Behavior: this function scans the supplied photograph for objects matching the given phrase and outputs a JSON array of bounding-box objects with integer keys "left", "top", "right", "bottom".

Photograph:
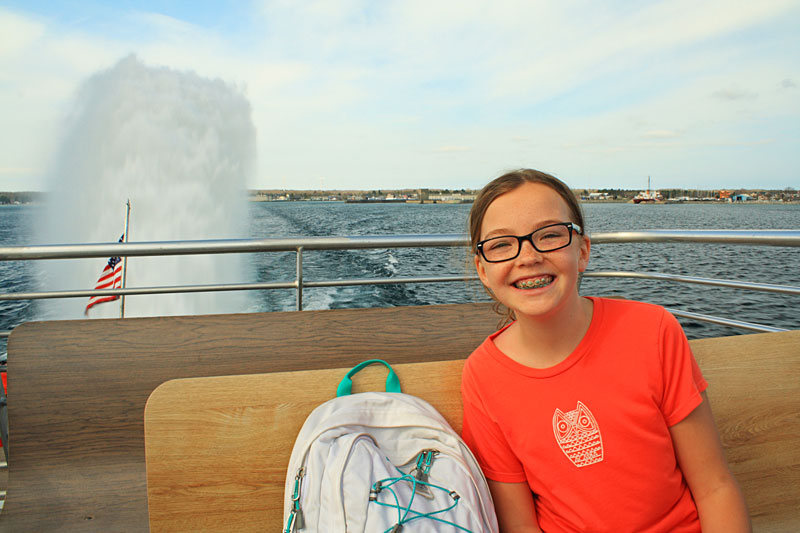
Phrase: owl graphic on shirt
[{"left": 552, "top": 401, "right": 604, "bottom": 467}]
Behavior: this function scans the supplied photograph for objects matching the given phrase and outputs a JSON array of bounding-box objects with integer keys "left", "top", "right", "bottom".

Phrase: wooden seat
[
  {"left": 1, "top": 303, "right": 498, "bottom": 532},
  {"left": 144, "top": 330, "right": 800, "bottom": 532}
]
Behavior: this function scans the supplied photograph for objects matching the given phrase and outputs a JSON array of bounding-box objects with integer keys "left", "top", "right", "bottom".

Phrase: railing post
[{"left": 296, "top": 246, "right": 304, "bottom": 311}]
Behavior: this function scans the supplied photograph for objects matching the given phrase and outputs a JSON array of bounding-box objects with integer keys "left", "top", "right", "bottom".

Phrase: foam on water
[
  {"left": 302, "top": 288, "right": 338, "bottom": 311},
  {"left": 38, "top": 55, "right": 256, "bottom": 319},
  {"left": 385, "top": 252, "right": 400, "bottom": 275}
]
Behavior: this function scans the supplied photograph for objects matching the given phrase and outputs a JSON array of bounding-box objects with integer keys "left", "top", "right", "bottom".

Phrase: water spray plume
[{"left": 38, "top": 55, "right": 256, "bottom": 319}]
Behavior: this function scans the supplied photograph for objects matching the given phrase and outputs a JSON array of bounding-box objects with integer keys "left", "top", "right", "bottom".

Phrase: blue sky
[{"left": 1, "top": 0, "right": 798, "bottom": 191}]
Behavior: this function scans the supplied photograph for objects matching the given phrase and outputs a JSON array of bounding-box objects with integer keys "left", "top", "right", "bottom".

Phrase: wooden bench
[
  {"left": 1, "top": 303, "right": 498, "bottom": 532},
  {"left": 144, "top": 330, "right": 800, "bottom": 532}
]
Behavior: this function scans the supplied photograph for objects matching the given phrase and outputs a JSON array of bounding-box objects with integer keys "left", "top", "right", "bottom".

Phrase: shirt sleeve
[
  {"left": 658, "top": 310, "right": 708, "bottom": 427},
  {"left": 461, "top": 356, "right": 527, "bottom": 483}
]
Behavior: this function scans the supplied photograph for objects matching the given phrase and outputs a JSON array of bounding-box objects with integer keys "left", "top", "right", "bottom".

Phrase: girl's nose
[{"left": 516, "top": 238, "right": 543, "bottom": 262}]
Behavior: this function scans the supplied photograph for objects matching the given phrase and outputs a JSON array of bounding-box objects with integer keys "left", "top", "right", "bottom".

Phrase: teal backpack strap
[{"left": 336, "top": 359, "right": 402, "bottom": 397}]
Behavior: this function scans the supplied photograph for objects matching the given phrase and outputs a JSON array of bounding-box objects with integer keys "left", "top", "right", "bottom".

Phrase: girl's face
[{"left": 474, "top": 182, "right": 590, "bottom": 321}]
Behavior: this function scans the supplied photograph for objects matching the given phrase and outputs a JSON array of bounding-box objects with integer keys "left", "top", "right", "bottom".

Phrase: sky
[{"left": 1, "top": 0, "right": 798, "bottom": 192}]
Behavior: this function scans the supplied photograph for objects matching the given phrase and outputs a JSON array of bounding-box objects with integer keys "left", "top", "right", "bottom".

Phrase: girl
[{"left": 461, "top": 169, "right": 750, "bottom": 532}]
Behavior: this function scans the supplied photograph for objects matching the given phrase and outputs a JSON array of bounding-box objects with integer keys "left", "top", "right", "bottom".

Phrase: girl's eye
[
  {"left": 488, "top": 239, "right": 513, "bottom": 250},
  {"left": 541, "top": 232, "right": 561, "bottom": 240}
]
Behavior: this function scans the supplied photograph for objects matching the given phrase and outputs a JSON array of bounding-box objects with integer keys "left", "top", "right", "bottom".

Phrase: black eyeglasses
[{"left": 476, "top": 222, "right": 583, "bottom": 263}]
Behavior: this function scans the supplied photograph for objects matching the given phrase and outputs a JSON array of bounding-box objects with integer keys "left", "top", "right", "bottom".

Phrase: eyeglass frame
[{"left": 475, "top": 222, "right": 583, "bottom": 263}]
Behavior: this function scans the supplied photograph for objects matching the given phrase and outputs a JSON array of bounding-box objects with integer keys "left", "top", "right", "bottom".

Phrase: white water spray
[{"left": 39, "top": 55, "right": 256, "bottom": 319}]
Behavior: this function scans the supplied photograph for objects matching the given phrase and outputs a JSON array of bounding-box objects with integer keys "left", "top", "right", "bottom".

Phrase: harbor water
[
  {"left": 0, "top": 201, "right": 798, "bottom": 359},
  {"left": 246, "top": 201, "right": 799, "bottom": 340}
]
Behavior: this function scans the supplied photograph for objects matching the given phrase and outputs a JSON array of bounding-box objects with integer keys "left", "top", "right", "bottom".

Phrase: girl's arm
[
  {"left": 669, "top": 392, "right": 751, "bottom": 532},
  {"left": 487, "top": 479, "right": 542, "bottom": 533}
]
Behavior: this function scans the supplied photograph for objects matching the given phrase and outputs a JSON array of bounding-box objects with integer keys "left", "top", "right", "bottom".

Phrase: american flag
[{"left": 85, "top": 234, "right": 124, "bottom": 316}]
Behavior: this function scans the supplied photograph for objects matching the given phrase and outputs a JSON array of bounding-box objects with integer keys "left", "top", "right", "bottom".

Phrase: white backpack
[{"left": 282, "top": 359, "right": 498, "bottom": 532}]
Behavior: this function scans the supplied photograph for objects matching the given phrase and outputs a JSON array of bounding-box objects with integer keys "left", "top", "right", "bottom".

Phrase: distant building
[
  {"left": 587, "top": 192, "right": 609, "bottom": 200},
  {"left": 427, "top": 192, "right": 476, "bottom": 203},
  {"left": 718, "top": 190, "right": 733, "bottom": 200}
]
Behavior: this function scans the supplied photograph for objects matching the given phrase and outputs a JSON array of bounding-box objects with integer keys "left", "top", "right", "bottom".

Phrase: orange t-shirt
[{"left": 461, "top": 297, "right": 707, "bottom": 532}]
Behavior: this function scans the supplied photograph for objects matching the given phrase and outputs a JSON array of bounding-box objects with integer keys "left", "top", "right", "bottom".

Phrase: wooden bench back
[
  {"left": 145, "top": 360, "right": 465, "bottom": 531},
  {"left": 2, "top": 303, "right": 498, "bottom": 532},
  {"left": 144, "top": 330, "right": 800, "bottom": 532}
]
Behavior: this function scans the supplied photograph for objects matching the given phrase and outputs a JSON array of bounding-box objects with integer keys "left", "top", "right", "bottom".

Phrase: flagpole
[{"left": 120, "top": 199, "right": 131, "bottom": 318}]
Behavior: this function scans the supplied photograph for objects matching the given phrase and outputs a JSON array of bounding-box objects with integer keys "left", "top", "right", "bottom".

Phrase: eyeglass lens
[{"left": 481, "top": 224, "right": 572, "bottom": 262}]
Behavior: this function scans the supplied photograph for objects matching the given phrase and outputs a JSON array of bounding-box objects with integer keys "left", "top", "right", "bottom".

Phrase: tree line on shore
[
  {"left": 0, "top": 191, "right": 40, "bottom": 205},
  {"left": 250, "top": 187, "right": 799, "bottom": 203},
  {"left": 2, "top": 187, "right": 798, "bottom": 205}
]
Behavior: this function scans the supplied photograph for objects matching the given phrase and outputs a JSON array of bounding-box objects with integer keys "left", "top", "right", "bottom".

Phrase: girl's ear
[
  {"left": 578, "top": 235, "right": 591, "bottom": 273},
  {"left": 474, "top": 253, "right": 490, "bottom": 286}
]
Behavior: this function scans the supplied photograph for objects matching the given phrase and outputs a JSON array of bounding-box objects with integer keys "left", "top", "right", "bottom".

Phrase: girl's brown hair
[{"left": 468, "top": 169, "right": 586, "bottom": 326}]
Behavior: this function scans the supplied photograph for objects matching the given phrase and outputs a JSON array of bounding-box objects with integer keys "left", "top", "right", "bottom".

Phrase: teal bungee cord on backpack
[{"left": 370, "top": 472, "right": 475, "bottom": 533}]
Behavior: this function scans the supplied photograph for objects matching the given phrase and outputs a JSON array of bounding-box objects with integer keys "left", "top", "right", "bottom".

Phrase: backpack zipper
[
  {"left": 411, "top": 448, "right": 439, "bottom": 484},
  {"left": 405, "top": 444, "right": 497, "bottom": 529},
  {"left": 408, "top": 448, "right": 439, "bottom": 499},
  {"left": 284, "top": 466, "right": 306, "bottom": 532}
]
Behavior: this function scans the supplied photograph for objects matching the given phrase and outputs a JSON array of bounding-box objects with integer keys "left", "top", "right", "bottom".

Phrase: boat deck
[{"left": 1, "top": 303, "right": 798, "bottom": 531}]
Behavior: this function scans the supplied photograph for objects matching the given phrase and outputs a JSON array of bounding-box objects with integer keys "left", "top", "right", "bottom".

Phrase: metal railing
[{"left": 0, "top": 230, "right": 798, "bottom": 335}]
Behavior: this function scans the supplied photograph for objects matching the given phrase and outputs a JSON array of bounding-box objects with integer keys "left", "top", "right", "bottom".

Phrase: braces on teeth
[{"left": 519, "top": 278, "right": 551, "bottom": 289}]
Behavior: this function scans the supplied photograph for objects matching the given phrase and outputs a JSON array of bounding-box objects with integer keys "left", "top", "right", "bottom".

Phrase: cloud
[
  {"left": 132, "top": 11, "right": 201, "bottom": 36},
  {"left": 429, "top": 145, "right": 471, "bottom": 153},
  {"left": 0, "top": 167, "right": 40, "bottom": 174},
  {"left": 641, "top": 130, "right": 682, "bottom": 140},
  {"left": 2, "top": 1, "right": 799, "bottom": 191},
  {"left": 0, "top": 9, "right": 45, "bottom": 59},
  {"left": 485, "top": 0, "right": 797, "bottom": 104},
  {"left": 706, "top": 138, "right": 775, "bottom": 147},
  {"left": 711, "top": 87, "right": 759, "bottom": 101}
]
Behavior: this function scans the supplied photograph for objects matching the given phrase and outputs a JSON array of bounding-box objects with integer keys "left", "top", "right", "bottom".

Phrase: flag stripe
[
  {"left": 94, "top": 265, "right": 122, "bottom": 287},
  {"left": 85, "top": 295, "right": 120, "bottom": 309},
  {"left": 85, "top": 234, "right": 125, "bottom": 316}
]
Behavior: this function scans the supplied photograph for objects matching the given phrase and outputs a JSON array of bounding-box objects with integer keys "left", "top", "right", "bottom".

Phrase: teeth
[{"left": 516, "top": 276, "right": 553, "bottom": 289}]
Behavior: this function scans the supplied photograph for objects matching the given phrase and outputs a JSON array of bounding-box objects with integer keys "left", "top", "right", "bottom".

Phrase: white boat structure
[{"left": 633, "top": 176, "right": 663, "bottom": 203}]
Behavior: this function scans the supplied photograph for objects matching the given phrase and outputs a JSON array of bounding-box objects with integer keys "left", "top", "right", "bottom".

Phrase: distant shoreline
[
  {"left": 245, "top": 198, "right": 800, "bottom": 205},
  {"left": 3, "top": 188, "right": 798, "bottom": 206},
  {"left": 249, "top": 187, "right": 799, "bottom": 204}
]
